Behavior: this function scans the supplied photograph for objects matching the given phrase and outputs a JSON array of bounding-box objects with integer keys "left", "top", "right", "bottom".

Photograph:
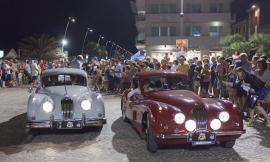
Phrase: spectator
[
  {"left": 234, "top": 67, "right": 270, "bottom": 128},
  {"left": 200, "top": 64, "right": 211, "bottom": 97},
  {"left": 177, "top": 56, "right": 189, "bottom": 75}
]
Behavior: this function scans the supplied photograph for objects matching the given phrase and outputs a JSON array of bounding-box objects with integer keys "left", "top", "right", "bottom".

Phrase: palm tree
[
  {"left": 19, "top": 34, "right": 59, "bottom": 60},
  {"left": 249, "top": 33, "right": 270, "bottom": 55},
  {"left": 85, "top": 41, "right": 108, "bottom": 59}
]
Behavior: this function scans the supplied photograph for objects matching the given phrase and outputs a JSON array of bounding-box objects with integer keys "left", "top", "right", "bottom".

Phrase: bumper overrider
[
  {"left": 157, "top": 130, "right": 246, "bottom": 140},
  {"left": 26, "top": 116, "right": 106, "bottom": 129}
]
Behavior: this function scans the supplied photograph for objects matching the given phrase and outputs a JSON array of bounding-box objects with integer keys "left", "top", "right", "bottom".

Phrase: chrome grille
[
  {"left": 192, "top": 105, "right": 207, "bottom": 130},
  {"left": 61, "top": 98, "right": 74, "bottom": 119}
]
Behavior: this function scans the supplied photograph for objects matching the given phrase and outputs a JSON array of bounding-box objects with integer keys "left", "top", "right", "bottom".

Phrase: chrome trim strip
[
  {"left": 214, "top": 130, "right": 246, "bottom": 136},
  {"left": 158, "top": 130, "right": 245, "bottom": 140},
  {"left": 26, "top": 118, "right": 106, "bottom": 129}
]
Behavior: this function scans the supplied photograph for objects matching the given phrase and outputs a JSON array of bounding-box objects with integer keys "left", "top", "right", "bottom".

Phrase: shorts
[
  {"left": 114, "top": 77, "right": 121, "bottom": 84},
  {"left": 201, "top": 82, "right": 210, "bottom": 91},
  {"left": 32, "top": 76, "right": 38, "bottom": 80}
]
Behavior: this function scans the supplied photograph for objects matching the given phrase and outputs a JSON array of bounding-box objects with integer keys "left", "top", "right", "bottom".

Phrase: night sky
[{"left": 0, "top": 0, "right": 138, "bottom": 55}]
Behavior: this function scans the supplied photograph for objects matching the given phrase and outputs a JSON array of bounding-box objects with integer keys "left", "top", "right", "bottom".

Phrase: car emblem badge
[
  {"left": 198, "top": 133, "right": 206, "bottom": 141},
  {"left": 67, "top": 121, "right": 74, "bottom": 128}
]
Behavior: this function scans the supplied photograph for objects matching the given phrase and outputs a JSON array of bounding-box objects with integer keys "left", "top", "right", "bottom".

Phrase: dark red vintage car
[{"left": 121, "top": 71, "right": 245, "bottom": 152}]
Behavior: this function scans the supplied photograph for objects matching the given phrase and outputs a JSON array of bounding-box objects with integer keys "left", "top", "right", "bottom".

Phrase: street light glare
[
  {"left": 251, "top": 5, "right": 256, "bottom": 9},
  {"left": 62, "top": 39, "right": 68, "bottom": 46}
]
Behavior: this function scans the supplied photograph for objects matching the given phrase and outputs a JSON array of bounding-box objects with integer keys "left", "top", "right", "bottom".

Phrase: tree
[
  {"left": 249, "top": 33, "right": 270, "bottom": 56},
  {"left": 85, "top": 41, "right": 108, "bottom": 59},
  {"left": 19, "top": 34, "right": 59, "bottom": 60},
  {"left": 220, "top": 34, "right": 246, "bottom": 57}
]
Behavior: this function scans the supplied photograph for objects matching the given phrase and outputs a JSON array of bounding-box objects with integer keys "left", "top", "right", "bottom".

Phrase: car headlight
[
  {"left": 174, "top": 113, "right": 186, "bottom": 124},
  {"left": 81, "top": 100, "right": 91, "bottom": 110},
  {"left": 185, "top": 120, "right": 196, "bottom": 132},
  {"left": 97, "top": 94, "right": 103, "bottom": 101},
  {"left": 219, "top": 111, "right": 230, "bottom": 122},
  {"left": 210, "top": 119, "right": 221, "bottom": 130},
  {"left": 42, "top": 101, "right": 54, "bottom": 113}
]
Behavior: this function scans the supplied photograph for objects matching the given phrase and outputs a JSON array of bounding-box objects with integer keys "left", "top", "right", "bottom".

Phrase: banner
[{"left": 176, "top": 39, "right": 188, "bottom": 52}]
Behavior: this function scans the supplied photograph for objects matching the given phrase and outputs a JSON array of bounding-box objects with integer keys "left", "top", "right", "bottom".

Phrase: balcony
[
  {"left": 146, "top": 36, "right": 222, "bottom": 50},
  {"left": 145, "top": 13, "right": 232, "bottom": 23}
]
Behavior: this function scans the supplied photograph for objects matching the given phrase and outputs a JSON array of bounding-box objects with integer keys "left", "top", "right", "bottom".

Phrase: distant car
[
  {"left": 27, "top": 68, "right": 106, "bottom": 132},
  {"left": 121, "top": 71, "right": 245, "bottom": 152}
]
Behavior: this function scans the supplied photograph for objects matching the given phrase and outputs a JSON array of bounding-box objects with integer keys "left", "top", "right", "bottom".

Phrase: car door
[{"left": 130, "top": 95, "right": 146, "bottom": 132}]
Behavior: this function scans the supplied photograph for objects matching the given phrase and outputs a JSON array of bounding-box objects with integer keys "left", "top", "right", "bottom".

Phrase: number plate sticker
[
  {"left": 56, "top": 121, "right": 82, "bottom": 129},
  {"left": 188, "top": 132, "right": 216, "bottom": 146}
]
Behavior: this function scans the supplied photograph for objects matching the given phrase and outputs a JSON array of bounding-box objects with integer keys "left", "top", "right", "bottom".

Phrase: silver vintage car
[{"left": 26, "top": 68, "right": 106, "bottom": 131}]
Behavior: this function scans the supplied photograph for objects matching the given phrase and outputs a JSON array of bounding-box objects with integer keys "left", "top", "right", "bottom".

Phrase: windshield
[
  {"left": 142, "top": 75, "right": 192, "bottom": 93},
  {"left": 42, "top": 74, "right": 87, "bottom": 87}
]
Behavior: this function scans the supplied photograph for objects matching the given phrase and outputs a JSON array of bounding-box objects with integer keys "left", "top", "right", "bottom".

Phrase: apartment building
[
  {"left": 232, "top": 0, "right": 270, "bottom": 38},
  {"left": 134, "top": 0, "right": 232, "bottom": 61}
]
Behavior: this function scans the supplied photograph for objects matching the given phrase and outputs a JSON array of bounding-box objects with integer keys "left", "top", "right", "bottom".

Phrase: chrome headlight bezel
[
  {"left": 42, "top": 101, "right": 54, "bottom": 113},
  {"left": 219, "top": 111, "right": 230, "bottom": 123},
  {"left": 185, "top": 120, "right": 197, "bottom": 132},
  {"left": 174, "top": 113, "right": 186, "bottom": 124},
  {"left": 81, "top": 99, "right": 92, "bottom": 110},
  {"left": 210, "top": 119, "right": 222, "bottom": 130}
]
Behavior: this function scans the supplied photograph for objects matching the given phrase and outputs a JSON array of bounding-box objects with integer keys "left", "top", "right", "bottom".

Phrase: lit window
[{"left": 209, "top": 26, "right": 223, "bottom": 37}]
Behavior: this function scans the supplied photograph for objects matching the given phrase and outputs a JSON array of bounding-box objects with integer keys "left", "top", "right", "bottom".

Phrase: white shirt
[
  {"left": 25, "top": 64, "right": 31, "bottom": 74},
  {"left": 128, "top": 88, "right": 141, "bottom": 99},
  {"left": 31, "top": 63, "right": 39, "bottom": 76}
]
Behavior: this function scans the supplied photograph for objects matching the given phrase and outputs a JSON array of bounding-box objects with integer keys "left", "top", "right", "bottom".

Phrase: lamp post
[
  {"left": 97, "top": 35, "right": 104, "bottom": 46},
  {"left": 249, "top": 4, "right": 260, "bottom": 37},
  {"left": 180, "top": 0, "right": 184, "bottom": 36},
  {"left": 62, "top": 17, "right": 76, "bottom": 54},
  {"left": 81, "top": 28, "right": 93, "bottom": 55}
]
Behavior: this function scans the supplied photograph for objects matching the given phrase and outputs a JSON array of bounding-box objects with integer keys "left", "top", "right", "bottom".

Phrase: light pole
[
  {"left": 62, "top": 16, "right": 76, "bottom": 54},
  {"left": 97, "top": 35, "right": 104, "bottom": 46},
  {"left": 180, "top": 0, "right": 184, "bottom": 36},
  {"left": 81, "top": 28, "right": 93, "bottom": 55}
]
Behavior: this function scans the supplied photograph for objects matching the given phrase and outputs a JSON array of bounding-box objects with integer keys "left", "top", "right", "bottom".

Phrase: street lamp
[
  {"left": 97, "top": 35, "right": 105, "bottom": 45},
  {"left": 62, "top": 16, "right": 76, "bottom": 54},
  {"left": 62, "top": 39, "right": 68, "bottom": 46},
  {"left": 81, "top": 28, "right": 94, "bottom": 55}
]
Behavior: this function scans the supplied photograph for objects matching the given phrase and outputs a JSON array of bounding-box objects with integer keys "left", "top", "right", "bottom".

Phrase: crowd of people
[
  {"left": 1, "top": 51, "right": 270, "bottom": 128},
  {"left": 86, "top": 52, "right": 270, "bottom": 128}
]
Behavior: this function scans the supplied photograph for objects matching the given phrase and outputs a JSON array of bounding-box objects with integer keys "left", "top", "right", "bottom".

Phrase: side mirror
[{"left": 28, "top": 87, "right": 33, "bottom": 93}]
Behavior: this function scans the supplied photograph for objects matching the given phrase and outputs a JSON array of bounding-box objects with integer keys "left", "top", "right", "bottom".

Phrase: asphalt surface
[{"left": 0, "top": 88, "right": 270, "bottom": 162}]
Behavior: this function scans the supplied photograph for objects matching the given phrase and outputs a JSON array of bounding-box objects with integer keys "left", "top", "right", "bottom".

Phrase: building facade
[
  {"left": 232, "top": 0, "right": 270, "bottom": 38},
  {"left": 134, "top": 0, "right": 232, "bottom": 61}
]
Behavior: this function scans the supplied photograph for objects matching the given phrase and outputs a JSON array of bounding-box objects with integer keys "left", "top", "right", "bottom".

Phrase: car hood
[
  {"left": 40, "top": 85, "right": 91, "bottom": 99},
  {"left": 147, "top": 90, "right": 206, "bottom": 113}
]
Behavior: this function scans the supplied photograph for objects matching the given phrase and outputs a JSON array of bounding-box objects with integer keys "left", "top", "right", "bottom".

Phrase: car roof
[
  {"left": 41, "top": 68, "right": 87, "bottom": 78},
  {"left": 136, "top": 70, "right": 187, "bottom": 78}
]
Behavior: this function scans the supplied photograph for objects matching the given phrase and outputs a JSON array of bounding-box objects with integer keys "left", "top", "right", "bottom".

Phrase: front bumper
[
  {"left": 157, "top": 130, "right": 246, "bottom": 140},
  {"left": 26, "top": 118, "right": 107, "bottom": 129}
]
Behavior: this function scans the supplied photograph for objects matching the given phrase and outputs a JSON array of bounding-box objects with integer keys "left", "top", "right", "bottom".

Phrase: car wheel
[
  {"left": 146, "top": 115, "right": 158, "bottom": 153},
  {"left": 95, "top": 126, "right": 103, "bottom": 132},
  {"left": 121, "top": 97, "right": 128, "bottom": 122},
  {"left": 221, "top": 140, "right": 235, "bottom": 148}
]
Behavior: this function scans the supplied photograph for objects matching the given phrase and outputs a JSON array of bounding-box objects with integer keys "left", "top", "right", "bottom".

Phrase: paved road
[{"left": 0, "top": 88, "right": 269, "bottom": 162}]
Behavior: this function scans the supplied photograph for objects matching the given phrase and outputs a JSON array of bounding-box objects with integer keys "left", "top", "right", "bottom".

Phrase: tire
[
  {"left": 146, "top": 116, "right": 158, "bottom": 152},
  {"left": 221, "top": 140, "right": 235, "bottom": 148},
  {"left": 95, "top": 126, "right": 103, "bottom": 132},
  {"left": 121, "top": 97, "right": 128, "bottom": 122}
]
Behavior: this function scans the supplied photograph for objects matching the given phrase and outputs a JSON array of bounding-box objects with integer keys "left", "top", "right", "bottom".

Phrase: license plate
[
  {"left": 188, "top": 132, "right": 216, "bottom": 146},
  {"left": 56, "top": 121, "right": 82, "bottom": 129}
]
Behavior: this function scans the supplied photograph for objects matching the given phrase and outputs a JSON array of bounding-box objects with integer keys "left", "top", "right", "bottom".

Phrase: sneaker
[{"left": 247, "top": 120, "right": 254, "bottom": 127}]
